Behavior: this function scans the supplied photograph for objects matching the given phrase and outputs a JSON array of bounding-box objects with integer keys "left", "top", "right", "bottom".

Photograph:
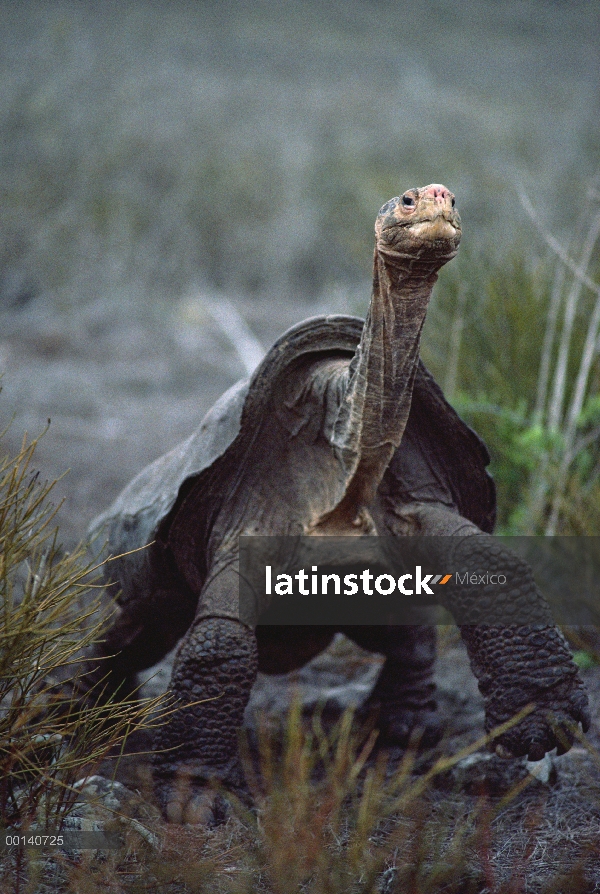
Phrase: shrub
[{"left": 0, "top": 424, "right": 166, "bottom": 845}]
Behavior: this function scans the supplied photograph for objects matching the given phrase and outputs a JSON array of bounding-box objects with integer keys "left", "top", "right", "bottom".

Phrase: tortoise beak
[
  {"left": 408, "top": 185, "right": 461, "bottom": 252},
  {"left": 413, "top": 185, "right": 460, "bottom": 233},
  {"left": 409, "top": 216, "right": 459, "bottom": 240}
]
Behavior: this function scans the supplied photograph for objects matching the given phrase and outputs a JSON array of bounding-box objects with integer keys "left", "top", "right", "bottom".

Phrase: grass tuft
[{"left": 0, "top": 423, "right": 170, "bottom": 891}]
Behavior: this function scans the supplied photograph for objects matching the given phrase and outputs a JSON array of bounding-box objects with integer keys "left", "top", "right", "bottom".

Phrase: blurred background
[{"left": 1, "top": 0, "right": 599, "bottom": 543}]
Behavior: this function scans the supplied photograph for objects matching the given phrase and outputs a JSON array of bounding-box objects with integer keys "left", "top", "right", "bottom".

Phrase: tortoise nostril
[{"left": 424, "top": 184, "right": 450, "bottom": 203}]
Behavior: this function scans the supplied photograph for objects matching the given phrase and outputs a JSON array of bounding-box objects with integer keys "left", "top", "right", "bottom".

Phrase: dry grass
[
  {"left": 0, "top": 424, "right": 172, "bottom": 890},
  {"left": 10, "top": 696, "right": 596, "bottom": 894}
]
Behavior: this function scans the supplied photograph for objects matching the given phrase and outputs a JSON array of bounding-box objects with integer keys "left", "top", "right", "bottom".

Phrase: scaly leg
[
  {"left": 146, "top": 538, "right": 262, "bottom": 823},
  {"left": 347, "top": 624, "right": 442, "bottom": 746},
  {"left": 152, "top": 615, "right": 258, "bottom": 823},
  {"left": 389, "top": 503, "right": 590, "bottom": 760}
]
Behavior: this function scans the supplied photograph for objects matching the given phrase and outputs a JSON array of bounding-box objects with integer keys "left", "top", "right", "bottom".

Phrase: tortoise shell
[{"left": 89, "top": 314, "right": 495, "bottom": 604}]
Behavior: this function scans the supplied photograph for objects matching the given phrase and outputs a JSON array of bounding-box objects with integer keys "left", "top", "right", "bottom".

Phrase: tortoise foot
[
  {"left": 377, "top": 705, "right": 445, "bottom": 748},
  {"left": 162, "top": 784, "right": 229, "bottom": 827}
]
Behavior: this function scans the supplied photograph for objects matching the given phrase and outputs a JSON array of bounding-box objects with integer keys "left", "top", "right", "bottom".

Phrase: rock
[{"left": 64, "top": 775, "right": 161, "bottom": 851}]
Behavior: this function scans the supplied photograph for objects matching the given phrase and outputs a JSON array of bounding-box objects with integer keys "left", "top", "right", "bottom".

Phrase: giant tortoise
[{"left": 88, "top": 184, "right": 590, "bottom": 823}]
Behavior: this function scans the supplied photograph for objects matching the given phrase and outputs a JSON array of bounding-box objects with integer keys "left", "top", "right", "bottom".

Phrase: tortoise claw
[
  {"left": 494, "top": 743, "right": 513, "bottom": 759},
  {"left": 581, "top": 711, "right": 591, "bottom": 734},
  {"left": 574, "top": 698, "right": 591, "bottom": 733}
]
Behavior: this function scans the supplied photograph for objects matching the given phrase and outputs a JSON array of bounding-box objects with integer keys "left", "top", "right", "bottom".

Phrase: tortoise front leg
[
  {"left": 153, "top": 616, "right": 258, "bottom": 824},
  {"left": 395, "top": 503, "right": 591, "bottom": 760}
]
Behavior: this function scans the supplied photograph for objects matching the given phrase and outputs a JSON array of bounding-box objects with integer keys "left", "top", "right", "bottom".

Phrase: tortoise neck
[{"left": 331, "top": 246, "right": 439, "bottom": 516}]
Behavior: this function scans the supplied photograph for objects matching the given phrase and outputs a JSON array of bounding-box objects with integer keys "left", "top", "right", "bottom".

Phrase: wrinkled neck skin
[{"left": 313, "top": 246, "right": 441, "bottom": 533}]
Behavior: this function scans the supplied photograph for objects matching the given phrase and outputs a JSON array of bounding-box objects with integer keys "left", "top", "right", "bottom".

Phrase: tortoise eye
[
  {"left": 451, "top": 197, "right": 456, "bottom": 208},
  {"left": 402, "top": 194, "right": 415, "bottom": 208}
]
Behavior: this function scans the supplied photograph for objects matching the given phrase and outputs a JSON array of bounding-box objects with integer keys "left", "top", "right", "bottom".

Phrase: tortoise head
[{"left": 375, "top": 184, "right": 461, "bottom": 266}]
